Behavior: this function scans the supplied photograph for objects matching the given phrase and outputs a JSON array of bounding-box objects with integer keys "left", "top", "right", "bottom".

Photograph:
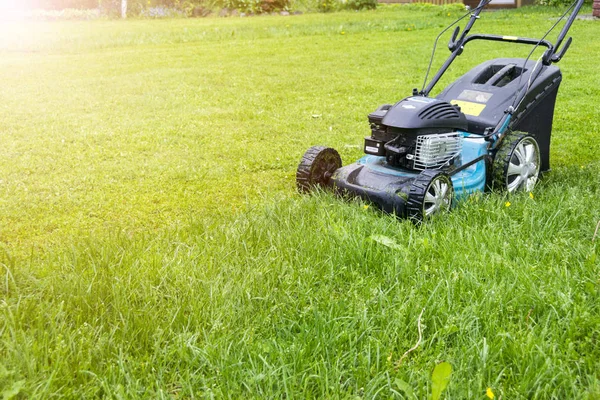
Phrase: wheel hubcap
[
  {"left": 424, "top": 178, "right": 452, "bottom": 216},
  {"left": 313, "top": 158, "right": 337, "bottom": 183},
  {"left": 506, "top": 139, "right": 540, "bottom": 192}
]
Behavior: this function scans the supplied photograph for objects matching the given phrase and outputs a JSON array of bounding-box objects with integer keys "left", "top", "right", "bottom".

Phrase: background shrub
[
  {"left": 24, "top": 0, "right": 384, "bottom": 15},
  {"left": 139, "top": 5, "right": 187, "bottom": 16},
  {"left": 316, "top": 0, "right": 338, "bottom": 12},
  {"left": 223, "top": 0, "right": 288, "bottom": 13},
  {"left": 311, "top": 0, "right": 377, "bottom": 13},
  {"left": 403, "top": 2, "right": 465, "bottom": 15},
  {"left": 535, "top": 0, "right": 591, "bottom": 5},
  {"left": 345, "top": 0, "right": 377, "bottom": 10}
]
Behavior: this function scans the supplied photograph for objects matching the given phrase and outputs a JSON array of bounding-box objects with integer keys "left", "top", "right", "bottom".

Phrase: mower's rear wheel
[
  {"left": 407, "top": 170, "right": 454, "bottom": 220},
  {"left": 296, "top": 146, "right": 342, "bottom": 193},
  {"left": 493, "top": 132, "right": 540, "bottom": 193}
]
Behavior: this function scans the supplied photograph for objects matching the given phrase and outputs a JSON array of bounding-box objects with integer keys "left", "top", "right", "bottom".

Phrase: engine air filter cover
[{"left": 414, "top": 132, "right": 463, "bottom": 170}]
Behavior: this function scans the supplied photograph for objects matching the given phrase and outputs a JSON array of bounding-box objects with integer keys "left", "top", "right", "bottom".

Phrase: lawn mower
[{"left": 296, "top": 0, "right": 585, "bottom": 219}]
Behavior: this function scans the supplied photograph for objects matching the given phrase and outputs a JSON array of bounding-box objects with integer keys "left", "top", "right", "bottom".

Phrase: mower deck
[{"left": 330, "top": 135, "right": 488, "bottom": 216}]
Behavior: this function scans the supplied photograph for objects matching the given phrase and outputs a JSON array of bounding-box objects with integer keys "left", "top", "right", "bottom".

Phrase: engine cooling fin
[{"left": 418, "top": 102, "right": 462, "bottom": 120}]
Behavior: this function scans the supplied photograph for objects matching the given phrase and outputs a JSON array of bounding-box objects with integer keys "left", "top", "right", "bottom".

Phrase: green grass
[{"left": 1, "top": 5, "right": 599, "bottom": 398}]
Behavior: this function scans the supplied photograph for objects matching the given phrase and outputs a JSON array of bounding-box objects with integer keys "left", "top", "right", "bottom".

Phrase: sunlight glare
[{"left": 0, "top": 0, "right": 32, "bottom": 21}]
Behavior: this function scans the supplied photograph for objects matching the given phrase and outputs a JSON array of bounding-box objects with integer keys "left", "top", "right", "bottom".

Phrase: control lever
[
  {"left": 551, "top": 37, "right": 572, "bottom": 63},
  {"left": 448, "top": 26, "right": 461, "bottom": 51}
]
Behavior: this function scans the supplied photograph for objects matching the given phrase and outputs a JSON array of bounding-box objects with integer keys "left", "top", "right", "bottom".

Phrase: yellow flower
[
  {"left": 529, "top": 192, "right": 534, "bottom": 199},
  {"left": 505, "top": 201, "right": 511, "bottom": 207},
  {"left": 486, "top": 387, "right": 495, "bottom": 399},
  {"left": 341, "top": 31, "right": 346, "bottom": 35},
  {"left": 363, "top": 204, "right": 369, "bottom": 210}
]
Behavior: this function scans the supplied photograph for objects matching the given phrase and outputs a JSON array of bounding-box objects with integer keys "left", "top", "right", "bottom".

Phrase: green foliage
[
  {"left": 431, "top": 362, "right": 452, "bottom": 400},
  {"left": 404, "top": 2, "right": 466, "bottom": 15},
  {"left": 395, "top": 378, "right": 417, "bottom": 399},
  {"left": 536, "top": 0, "right": 591, "bottom": 6},
  {"left": 394, "top": 362, "right": 453, "bottom": 400},
  {"left": 34, "top": 0, "right": 378, "bottom": 13},
  {"left": 224, "top": 0, "right": 288, "bottom": 13},
  {"left": 345, "top": 0, "right": 377, "bottom": 11},
  {"left": 312, "top": 0, "right": 378, "bottom": 13},
  {"left": 21, "top": 0, "right": 476, "bottom": 14},
  {"left": 316, "top": 0, "right": 337, "bottom": 12},
  {"left": 28, "top": 0, "right": 290, "bottom": 13},
  {"left": 1, "top": 380, "right": 25, "bottom": 400}
]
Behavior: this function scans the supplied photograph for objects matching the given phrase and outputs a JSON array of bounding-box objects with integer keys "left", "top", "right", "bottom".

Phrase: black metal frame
[
  {"left": 415, "top": 0, "right": 585, "bottom": 152},
  {"left": 449, "top": 154, "right": 491, "bottom": 176}
]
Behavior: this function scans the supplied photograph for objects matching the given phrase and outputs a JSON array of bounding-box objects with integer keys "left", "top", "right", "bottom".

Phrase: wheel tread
[
  {"left": 406, "top": 170, "right": 453, "bottom": 220},
  {"left": 492, "top": 131, "right": 539, "bottom": 193},
  {"left": 296, "top": 146, "right": 341, "bottom": 193}
]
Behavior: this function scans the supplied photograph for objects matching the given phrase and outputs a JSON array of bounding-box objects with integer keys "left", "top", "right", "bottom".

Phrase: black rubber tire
[
  {"left": 296, "top": 146, "right": 342, "bottom": 193},
  {"left": 406, "top": 170, "right": 454, "bottom": 220},
  {"left": 492, "top": 132, "right": 541, "bottom": 193}
]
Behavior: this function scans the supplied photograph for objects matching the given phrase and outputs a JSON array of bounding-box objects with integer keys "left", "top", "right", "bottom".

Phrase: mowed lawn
[{"left": 1, "top": 5, "right": 599, "bottom": 398}]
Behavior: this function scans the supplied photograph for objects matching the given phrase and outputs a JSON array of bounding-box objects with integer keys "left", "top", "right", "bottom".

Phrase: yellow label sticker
[
  {"left": 502, "top": 36, "right": 519, "bottom": 41},
  {"left": 451, "top": 100, "right": 486, "bottom": 117}
]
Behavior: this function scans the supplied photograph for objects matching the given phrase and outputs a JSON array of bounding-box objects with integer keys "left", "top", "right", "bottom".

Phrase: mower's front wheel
[
  {"left": 296, "top": 146, "right": 342, "bottom": 193},
  {"left": 406, "top": 170, "right": 454, "bottom": 220},
  {"left": 492, "top": 132, "right": 541, "bottom": 193}
]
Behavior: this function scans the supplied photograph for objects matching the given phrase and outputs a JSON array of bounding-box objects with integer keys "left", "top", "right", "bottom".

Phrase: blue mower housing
[{"left": 331, "top": 134, "right": 488, "bottom": 217}]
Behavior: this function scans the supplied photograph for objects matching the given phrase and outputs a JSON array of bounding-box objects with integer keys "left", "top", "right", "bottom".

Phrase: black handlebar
[
  {"left": 462, "top": 34, "right": 554, "bottom": 49},
  {"left": 422, "top": 0, "right": 585, "bottom": 96},
  {"left": 553, "top": 0, "right": 582, "bottom": 55}
]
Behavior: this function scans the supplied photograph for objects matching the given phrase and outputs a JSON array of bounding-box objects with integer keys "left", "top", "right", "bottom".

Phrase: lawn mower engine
[{"left": 364, "top": 97, "right": 468, "bottom": 171}]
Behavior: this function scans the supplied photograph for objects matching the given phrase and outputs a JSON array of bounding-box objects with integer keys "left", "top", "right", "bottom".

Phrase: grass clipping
[{"left": 396, "top": 308, "right": 425, "bottom": 368}]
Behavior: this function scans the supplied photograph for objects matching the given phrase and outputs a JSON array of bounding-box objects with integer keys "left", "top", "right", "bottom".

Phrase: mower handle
[
  {"left": 551, "top": 0, "right": 584, "bottom": 59},
  {"left": 447, "top": 1, "right": 488, "bottom": 52},
  {"left": 424, "top": 33, "right": 555, "bottom": 96},
  {"left": 457, "top": 0, "right": 584, "bottom": 63},
  {"left": 422, "top": 0, "right": 584, "bottom": 96},
  {"left": 462, "top": 34, "right": 554, "bottom": 50}
]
